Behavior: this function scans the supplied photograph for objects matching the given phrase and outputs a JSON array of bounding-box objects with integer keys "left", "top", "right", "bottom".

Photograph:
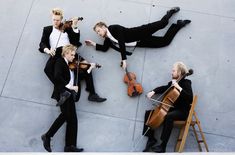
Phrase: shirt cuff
[
  {"left": 65, "top": 84, "right": 72, "bottom": 89},
  {"left": 72, "top": 28, "right": 79, "bottom": 33}
]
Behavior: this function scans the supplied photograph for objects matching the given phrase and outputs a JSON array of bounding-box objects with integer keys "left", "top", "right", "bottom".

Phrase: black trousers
[
  {"left": 135, "top": 11, "right": 183, "bottom": 48},
  {"left": 46, "top": 96, "right": 78, "bottom": 146},
  {"left": 77, "top": 70, "right": 95, "bottom": 94},
  {"left": 143, "top": 109, "right": 188, "bottom": 145},
  {"left": 44, "top": 47, "right": 62, "bottom": 84}
]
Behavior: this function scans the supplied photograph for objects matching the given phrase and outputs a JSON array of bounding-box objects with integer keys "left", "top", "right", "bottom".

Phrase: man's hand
[
  {"left": 44, "top": 48, "right": 55, "bottom": 57},
  {"left": 147, "top": 91, "right": 155, "bottom": 99},
  {"left": 172, "top": 82, "right": 182, "bottom": 92},
  {"left": 120, "top": 60, "right": 127, "bottom": 70},
  {"left": 72, "top": 86, "right": 79, "bottom": 93},
  {"left": 85, "top": 40, "right": 96, "bottom": 46},
  {"left": 71, "top": 17, "right": 79, "bottom": 29},
  {"left": 87, "top": 63, "right": 96, "bottom": 74}
]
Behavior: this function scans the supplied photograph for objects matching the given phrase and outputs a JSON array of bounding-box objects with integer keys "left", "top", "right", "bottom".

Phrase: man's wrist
[{"left": 44, "top": 48, "right": 49, "bottom": 53}]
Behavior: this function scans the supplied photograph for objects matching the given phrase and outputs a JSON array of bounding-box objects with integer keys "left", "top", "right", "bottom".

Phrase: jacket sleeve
[
  {"left": 96, "top": 38, "right": 111, "bottom": 52},
  {"left": 110, "top": 43, "right": 132, "bottom": 56},
  {"left": 153, "top": 82, "right": 171, "bottom": 94},
  {"left": 178, "top": 80, "right": 193, "bottom": 105},
  {"left": 66, "top": 28, "right": 82, "bottom": 47},
  {"left": 39, "top": 27, "right": 51, "bottom": 53}
]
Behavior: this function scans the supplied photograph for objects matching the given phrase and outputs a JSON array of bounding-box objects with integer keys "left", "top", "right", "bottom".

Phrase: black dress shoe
[
  {"left": 167, "top": 6, "right": 180, "bottom": 14},
  {"left": 88, "top": 93, "right": 107, "bottom": 102},
  {"left": 143, "top": 138, "right": 157, "bottom": 152},
  {"left": 56, "top": 90, "right": 71, "bottom": 106},
  {"left": 177, "top": 19, "right": 191, "bottom": 27},
  {"left": 151, "top": 144, "right": 166, "bottom": 153},
  {"left": 64, "top": 145, "right": 84, "bottom": 152},
  {"left": 41, "top": 134, "right": 52, "bottom": 152}
]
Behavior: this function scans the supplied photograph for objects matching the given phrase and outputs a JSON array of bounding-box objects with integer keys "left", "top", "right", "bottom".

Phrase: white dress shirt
[{"left": 64, "top": 58, "right": 75, "bottom": 89}]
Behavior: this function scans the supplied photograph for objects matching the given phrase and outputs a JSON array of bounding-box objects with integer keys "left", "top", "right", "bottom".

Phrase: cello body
[{"left": 146, "top": 86, "right": 180, "bottom": 128}]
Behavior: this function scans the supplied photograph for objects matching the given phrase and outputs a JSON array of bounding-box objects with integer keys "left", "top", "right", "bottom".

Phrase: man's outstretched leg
[{"left": 131, "top": 7, "right": 180, "bottom": 40}]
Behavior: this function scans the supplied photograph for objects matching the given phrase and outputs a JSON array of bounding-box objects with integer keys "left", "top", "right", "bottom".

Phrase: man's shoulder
[
  {"left": 43, "top": 25, "right": 53, "bottom": 31},
  {"left": 109, "top": 24, "right": 125, "bottom": 30},
  {"left": 55, "top": 57, "right": 66, "bottom": 66},
  {"left": 182, "top": 78, "right": 192, "bottom": 85}
]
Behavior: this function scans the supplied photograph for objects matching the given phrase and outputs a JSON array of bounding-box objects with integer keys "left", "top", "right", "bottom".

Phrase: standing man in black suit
[
  {"left": 39, "top": 8, "right": 106, "bottom": 102},
  {"left": 142, "top": 61, "right": 193, "bottom": 152},
  {"left": 41, "top": 45, "right": 84, "bottom": 152},
  {"left": 85, "top": 7, "right": 191, "bottom": 70}
]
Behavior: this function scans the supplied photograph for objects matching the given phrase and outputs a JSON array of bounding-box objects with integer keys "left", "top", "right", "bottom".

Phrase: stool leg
[
  {"left": 192, "top": 124, "right": 202, "bottom": 151},
  {"left": 175, "top": 126, "right": 185, "bottom": 152},
  {"left": 194, "top": 112, "right": 209, "bottom": 152}
]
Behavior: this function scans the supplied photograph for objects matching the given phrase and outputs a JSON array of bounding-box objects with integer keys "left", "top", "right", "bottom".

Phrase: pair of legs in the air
[{"left": 134, "top": 7, "right": 191, "bottom": 48}]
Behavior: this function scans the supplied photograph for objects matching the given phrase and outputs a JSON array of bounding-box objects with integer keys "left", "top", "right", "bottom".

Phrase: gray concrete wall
[{"left": 0, "top": 0, "right": 235, "bottom": 152}]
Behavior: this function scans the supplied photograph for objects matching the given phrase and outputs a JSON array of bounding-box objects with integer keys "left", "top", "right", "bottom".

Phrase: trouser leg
[
  {"left": 44, "top": 57, "right": 56, "bottom": 84},
  {"left": 63, "top": 96, "right": 78, "bottom": 146},
  {"left": 137, "top": 23, "right": 182, "bottom": 48},
  {"left": 160, "top": 110, "right": 188, "bottom": 146},
  {"left": 46, "top": 113, "right": 65, "bottom": 138},
  {"left": 132, "top": 11, "right": 176, "bottom": 40},
  {"left": 78, "top": 71, "right": 95, "bottom": 94},
  {"left": 44, "top": 47, "right": 62, "bottom": 84}
]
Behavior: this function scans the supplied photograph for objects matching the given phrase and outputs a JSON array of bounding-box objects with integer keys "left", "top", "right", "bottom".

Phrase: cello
[{"left": 146, "top": 69, "right": 193, "bottom": 128}]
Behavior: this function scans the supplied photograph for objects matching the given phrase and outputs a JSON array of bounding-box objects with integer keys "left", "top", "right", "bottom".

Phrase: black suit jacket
[
  {"left": 39, "top": 25, "right": 82, "bottom": 53},
  {"left": 153, "top": 78, "right": 193, "bottom": 112},
  {"left": 96, "top": 24, "right": 145, "bottom": 60},
  {"left": 51, "top": 57, "right": 80, "bottom": 101}
]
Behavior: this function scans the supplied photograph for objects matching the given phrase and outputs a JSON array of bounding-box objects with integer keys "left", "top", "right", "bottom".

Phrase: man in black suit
[
  {"left": 142, "top": 62, "right": 193, "bottom": 152},
  {"left": 41, "top": 45, "right": 84, "bottom": 152},
  {"left": 85, "top": 7, "right": 191, "bottom": 70},
  {"left": 39, "top": 8, "right": 106, "bottom": 102}
]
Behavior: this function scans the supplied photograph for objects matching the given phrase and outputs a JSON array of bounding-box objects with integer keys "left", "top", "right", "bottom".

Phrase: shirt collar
[
  {"left": 64, "top": 57, "right": 69, "bottom": 65},
  {"left": 106, "top": 29, "right": 112, "bottom": 38}
]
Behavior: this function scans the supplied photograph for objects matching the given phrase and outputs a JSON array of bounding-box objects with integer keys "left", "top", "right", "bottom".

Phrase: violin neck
[{"left": 125, "top": 68, "right": 132, "bottom": 81}]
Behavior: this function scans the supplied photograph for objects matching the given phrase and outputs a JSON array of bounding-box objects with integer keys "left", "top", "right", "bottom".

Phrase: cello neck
[{"left": 175, "top": 68, "right": 193, "bottom": 83}]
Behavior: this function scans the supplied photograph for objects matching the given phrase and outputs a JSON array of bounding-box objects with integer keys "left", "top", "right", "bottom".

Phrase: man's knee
[{"left": 164, "top": 114, "right": 174, "bottom": 123}]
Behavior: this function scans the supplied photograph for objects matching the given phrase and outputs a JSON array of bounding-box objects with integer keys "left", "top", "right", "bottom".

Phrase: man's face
[
  {"left": 65, "top": 50, "right": 75, "bottom": 62},
  {"left": 95, "top": 26, "right": 107, "bottom": 38},
  {"left": 52, "top": 15, "right": 62, "bottom": 28},
  {"left": 171, "top": 65, "right": 180, "bottom": 79}
]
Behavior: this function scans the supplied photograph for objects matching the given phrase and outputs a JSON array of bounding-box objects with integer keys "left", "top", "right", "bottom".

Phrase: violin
[
  {"left": 59, "top": 17, "right": 83, "bottom": 31},
  {"left": 123, "top": 68, "right": 143, "bottom": 97},
  {"left": 69, "top": 60, "right": 101, "bottom": 70},
  {"left": 146, "top": 69, "right": 193, "bottom": 129}
]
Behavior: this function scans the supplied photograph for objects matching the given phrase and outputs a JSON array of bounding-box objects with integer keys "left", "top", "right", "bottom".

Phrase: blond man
[
  {"left": 143, "top": 62, "right": 193, "bottom": 152},
  {"left": 41, "top": 44, "right": 84, "bottom": 152}
]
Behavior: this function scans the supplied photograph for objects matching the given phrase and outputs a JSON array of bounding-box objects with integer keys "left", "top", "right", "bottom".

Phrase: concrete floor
[{"left": 0, "top": 0, "right": 235, "bottom": 152}]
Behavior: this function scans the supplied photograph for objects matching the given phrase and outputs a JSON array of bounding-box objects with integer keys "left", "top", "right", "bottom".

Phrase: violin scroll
[{"left": 59, "top": 17, "right": 84, "bottom": 31}]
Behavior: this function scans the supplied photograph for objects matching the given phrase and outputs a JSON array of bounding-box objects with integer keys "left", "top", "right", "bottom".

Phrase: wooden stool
[{"left": 174, "top": 95, "right": 209, "bottom": 152}]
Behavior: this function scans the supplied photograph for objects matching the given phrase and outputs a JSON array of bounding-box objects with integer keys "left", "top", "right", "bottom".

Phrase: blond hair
[
  {"left": 62, "top": 44, "right": 76, "bottom": 57},
  {"left": 51, "top": 8, "right": 63, "bottom": 19},
  {"left": 173, "top": 61, "right": 188, "bottom": 76},
  {"left": 93, "top": 22, "right": 107, "bottom": 31}
]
